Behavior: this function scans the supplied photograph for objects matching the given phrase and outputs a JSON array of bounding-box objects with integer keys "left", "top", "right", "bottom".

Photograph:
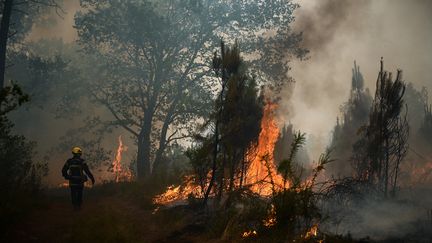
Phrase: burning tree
[
  {"left": 353, "top": 58, "right": 409, "bottom": 197},
  {"left": 200, "top": 41, "right": 264, "bottom": 204},
  {"left": 154, "top": 42, "right": 289, "bottom": 205},
  {"left": 152, "top": 42, "right": 334, "bottom": 239}
]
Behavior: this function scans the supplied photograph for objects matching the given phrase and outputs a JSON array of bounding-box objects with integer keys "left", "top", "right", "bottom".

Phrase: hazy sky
[
  {"left": 27, "top": 0, "right": 79, "bottom": 43},
  {"left": 26, "top": 0, "right": 432, "bottom": 159},
  {"left": 286, "top": 0, "right": 432, "bottom": 158}
]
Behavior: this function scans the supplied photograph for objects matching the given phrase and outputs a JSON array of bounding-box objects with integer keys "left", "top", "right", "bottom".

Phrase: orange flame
[
  {"left": 112, "top": 135, "right": 132, "bottom": 182},
  {"left": 242, "top": 230, "right": 257, "bottom": 238},
  {"left": 244, "top": 101, "right": 285, "bottom": 195},
  {"left": 154, "top": 101, "right": 285, "bottom": 204},
  {"left": 305, "top": 224, "right": 319, "bottom": 239},
  {"left": 153, "top": 175, "right": 204, "bottom": 205}
]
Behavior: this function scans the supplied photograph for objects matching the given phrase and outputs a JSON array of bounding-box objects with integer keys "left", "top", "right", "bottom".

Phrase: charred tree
[{"left": 353, "top": 58, "right": 409, "bottom": 197}]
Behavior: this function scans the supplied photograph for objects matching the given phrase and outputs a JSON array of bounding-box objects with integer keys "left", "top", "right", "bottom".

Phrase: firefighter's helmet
[{"left": 72, "top": 147, "right": 82, "bottom": 155}]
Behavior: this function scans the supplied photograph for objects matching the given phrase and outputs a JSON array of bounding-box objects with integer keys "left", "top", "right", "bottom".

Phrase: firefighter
[{"left": 62, "top": 147, "right": 95, "bottom": 210}]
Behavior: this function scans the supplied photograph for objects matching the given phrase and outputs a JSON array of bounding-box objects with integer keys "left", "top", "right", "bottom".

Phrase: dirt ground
[{"left": 3, "top": 186, "right": 218, "bottom": 243}]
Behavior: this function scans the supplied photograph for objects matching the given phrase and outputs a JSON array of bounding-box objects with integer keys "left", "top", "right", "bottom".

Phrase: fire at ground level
[
  {"left": 3, "top": 183, "right": 431, "bottom": 243},
  {"left": 45, "top": 101, "right": 432, "bottom": 242}
]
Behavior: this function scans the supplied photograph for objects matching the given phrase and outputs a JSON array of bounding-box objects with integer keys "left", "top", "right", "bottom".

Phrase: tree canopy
[{"left": 74, "top": 0, "right": 306, "bottom": 178}]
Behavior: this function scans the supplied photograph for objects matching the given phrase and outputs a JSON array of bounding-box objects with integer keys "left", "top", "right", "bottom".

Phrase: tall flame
[
  {"left": 112, "top": 135, "right": 131, "bottom": 182},
  {"left": 154, "top": 101, "right": 285, "bottom": 204},
  {"left": 244, "top": 101, "right": 285, "bottom": 195}
]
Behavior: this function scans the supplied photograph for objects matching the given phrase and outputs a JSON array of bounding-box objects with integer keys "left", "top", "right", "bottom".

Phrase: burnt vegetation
[{"left": 1, "top": 0, "right": 432, "bottom": 242}]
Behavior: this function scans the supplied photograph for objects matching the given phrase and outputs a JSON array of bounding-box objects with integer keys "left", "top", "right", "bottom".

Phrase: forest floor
[
  {"left": 6, "top": 182, "right": 426, "bottom": 243},
  {"left": 3, "top": 182, "right": 221, "bottom": 243}
]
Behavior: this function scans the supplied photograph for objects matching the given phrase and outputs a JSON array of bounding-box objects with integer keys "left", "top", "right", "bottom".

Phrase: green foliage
[
  {"left": 268, "top": 134, "right": 332, "bottom": 241},
  {"left": 278, "top": 131, "right": 306, "bottom": 187},
  {"left": 217, "top": 42, "right": 264, "bottom": 192},
  {"left": 186, "top": 141, "right": 213, "bottom": 193},
  {"left": 0, "top": 82, "right": 29, "bottom": 116},
  {"left": 196, "top": 41, "right": 265, "bottom": 203},
  {"left": 5, "top": 0, "right": 61, "bottom": 46},
  {"left": 73, "top": 0, "right": 306, "bottom": 178},
  {"left": 75, "top": 0, "right": 217, "bottom": 177},
  {"left": 274, "top": 124, "right": 310, "bottom": 167},
  {"left": 201, "top": 131, "right": 332, "bottom": 241},
  {"left": 0, "top": 85, "right": 46, "bottom": 229},
  {"left": 272, "top": 186, "right": 319, "bottom": 229}
]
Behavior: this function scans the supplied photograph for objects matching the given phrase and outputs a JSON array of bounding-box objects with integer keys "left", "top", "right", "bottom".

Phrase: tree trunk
[
  {"left": 203, "top": 117, "right": 219, "bottom": 206},
  {"left": 217, "top": 151, "right": 226, "bottom": 202},
  {"left": 153, "top": 103, "right": 176, "bottom": 176},
  {"left": 137, "top": 109, "right": 154, "bottom": 178},
  {"left": 239, "top": 153, "right": 246, "bottom": 188},
  {"left": 384, "top": 134, "right": 389, "bottom": 198},
  {"left": 152, "top": 141, "right": 167, "bottom": 178},
  {"left": 0, "top": 0, "right": 13, "bottom": 88}
]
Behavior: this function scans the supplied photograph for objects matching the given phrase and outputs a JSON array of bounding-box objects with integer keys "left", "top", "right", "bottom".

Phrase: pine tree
[
  {"left": 202, "top": 41, "right": 263, "bottom": 205},
  {"left": 353, "top": 58, "right": 409, "bottom": 197},
  {"left": 328, "top": 61, "right": 372, "bottom": 177}
]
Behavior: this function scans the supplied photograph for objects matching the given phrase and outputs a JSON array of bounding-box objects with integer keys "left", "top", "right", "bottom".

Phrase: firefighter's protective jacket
[{"left": 62, "top": 156, "right": 95, "bottom": 186}]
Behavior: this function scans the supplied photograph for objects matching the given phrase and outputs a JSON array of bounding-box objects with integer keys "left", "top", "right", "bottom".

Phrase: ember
[
  {"left": 263, "top": 204, "right": 277, "bottom": 227},
  {"left": 305, "top": 224, "right": 318, "bottom": 239},
  {"left": 242, "top": 230, "right": 257, "bottom": 238}
]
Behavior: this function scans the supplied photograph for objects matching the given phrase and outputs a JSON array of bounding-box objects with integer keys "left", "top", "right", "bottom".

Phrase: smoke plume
[{"left": 282, "top": 0, "right": 432, "bottom": 159}]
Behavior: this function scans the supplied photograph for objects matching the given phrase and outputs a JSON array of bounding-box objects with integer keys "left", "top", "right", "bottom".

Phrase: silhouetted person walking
[{"left": 62, "top": 147, "right": 95, "bottom": 210}]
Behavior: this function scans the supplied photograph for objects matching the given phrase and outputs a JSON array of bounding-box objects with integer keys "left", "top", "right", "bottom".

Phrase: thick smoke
[
  {"left": 322, "top": 189, "right": 432, "bottom": 240},
  {"left": 294, "top": 0, "right": 370, "bottom": 53},
  {"left": 281, "top": 1, "right": 432, "bottom": 240},
  {"left": 283, "top": 0, "right": 432, "bottom": 159}
]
